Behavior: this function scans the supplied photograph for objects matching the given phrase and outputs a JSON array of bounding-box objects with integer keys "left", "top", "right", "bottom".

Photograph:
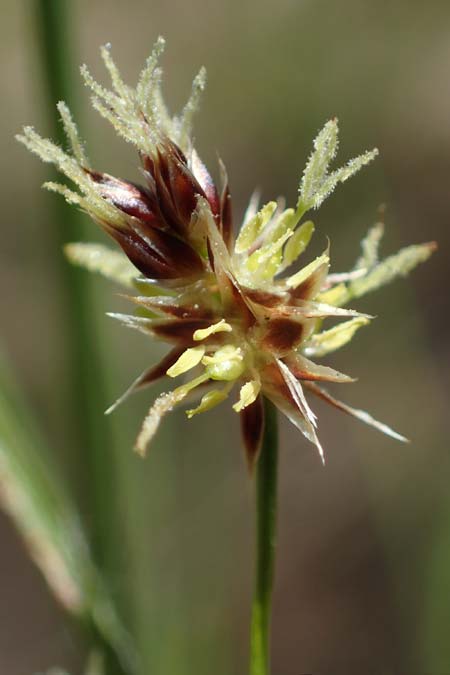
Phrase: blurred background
[{"left": 1, "top": 1, "right": 449, "bottom": 673}]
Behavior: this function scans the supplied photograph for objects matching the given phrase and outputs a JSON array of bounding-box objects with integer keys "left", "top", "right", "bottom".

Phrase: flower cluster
[{"left": 17, "top": 39, "right": 435, "bottom": 469}]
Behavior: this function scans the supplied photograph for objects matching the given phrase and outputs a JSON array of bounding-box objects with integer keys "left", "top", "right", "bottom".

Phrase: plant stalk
[
  {"left": 250, "top": 398, "right": 279, "bottom": 675},
  {"left": 33, "top": 3, "right": 126, "bottom": 673},
  {"left": 34, "top": 0, "right": 119, "bottom": 579}
]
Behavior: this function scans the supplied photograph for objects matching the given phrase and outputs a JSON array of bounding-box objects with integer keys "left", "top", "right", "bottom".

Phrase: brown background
[{"left": 1, "top": 1, "right": 449, "bottom": 674}]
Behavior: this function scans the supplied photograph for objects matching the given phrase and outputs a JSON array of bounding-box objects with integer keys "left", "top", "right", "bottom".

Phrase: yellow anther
[
  {"left": 193, "top": 319, "right": 232, "bottom": 341},
  {"left": 166, "top": 346, "right": 205, "bottom": 378},
  {"left": 232, "top": 380, "right": 261, "bottom": 412}
]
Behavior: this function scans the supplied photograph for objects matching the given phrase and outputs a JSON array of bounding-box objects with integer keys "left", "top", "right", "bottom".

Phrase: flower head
[{"left": 17, "top": 40, "right": 436, "bottom": 470}]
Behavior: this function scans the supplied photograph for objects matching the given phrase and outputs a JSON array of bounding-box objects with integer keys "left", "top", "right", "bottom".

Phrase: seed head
[{"left": 17, "top": 40, "right": 436, "bottom": 471}]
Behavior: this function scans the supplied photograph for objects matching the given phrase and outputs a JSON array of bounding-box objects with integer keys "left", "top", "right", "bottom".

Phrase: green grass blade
[{"left": 0, "top": 350, "right": 136, "bottom": 673}]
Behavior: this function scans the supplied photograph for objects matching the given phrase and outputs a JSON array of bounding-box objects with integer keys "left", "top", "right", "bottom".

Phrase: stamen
[
  {"left": 233, "top": 380, "right": 261, "bottom": 413},
  {"left": 193, "top": 319, "right": 232, "bottom": 341},
  {"left": 186, "top": 385, "right": 232, "bottom": 418},
  {"left": 166, "top": 346, "right": 205, "bottom": 377}
]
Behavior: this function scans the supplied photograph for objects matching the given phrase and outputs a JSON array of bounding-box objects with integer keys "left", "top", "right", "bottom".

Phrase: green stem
[
  {"left": 34, "top": 0, "right": 119, "bottom": 577},
  {"left": 250, "top": 398, "right": 279, "bottom": 675},
  {"left": 33, "top": 3, "right": 126, "bottom": 674}
]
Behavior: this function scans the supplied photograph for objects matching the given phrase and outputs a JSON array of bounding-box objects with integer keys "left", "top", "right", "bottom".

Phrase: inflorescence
[{"left": 17, "top": 39, "right": 436, "bottom": 469}]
